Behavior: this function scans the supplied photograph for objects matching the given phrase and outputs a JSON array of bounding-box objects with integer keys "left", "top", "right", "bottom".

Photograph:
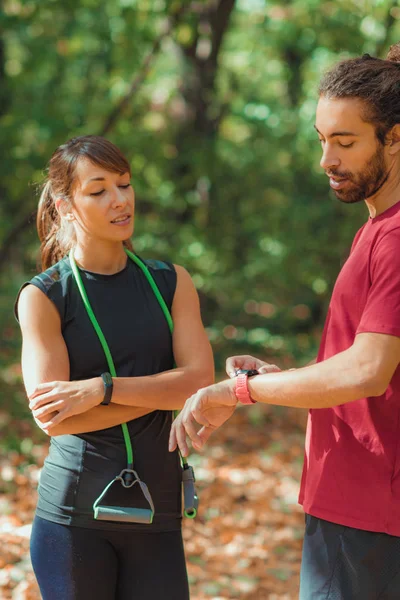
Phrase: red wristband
[{"left": 235, "top": 373, "right": 256, "bottom": 405}]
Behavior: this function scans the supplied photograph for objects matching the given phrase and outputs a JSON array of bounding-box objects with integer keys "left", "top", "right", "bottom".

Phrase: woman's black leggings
[{"left": 30, "top": 516, "right": 190, "bottom": 600}]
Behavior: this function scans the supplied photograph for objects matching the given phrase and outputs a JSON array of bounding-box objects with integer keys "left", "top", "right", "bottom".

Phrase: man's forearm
[
  {"left": 248, "top": 346, "right": 383, "bottom": 409},
  {"left": 110, "top": 367, "right": 214, "bottom": 410},
  {"left": 48, "top": 405, "right": 154, "bottom": 436}
]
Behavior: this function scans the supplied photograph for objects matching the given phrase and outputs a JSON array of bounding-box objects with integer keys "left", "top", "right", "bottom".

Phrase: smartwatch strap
[{"left": 100, "top": 372, "right": 113, "bottom": 405}]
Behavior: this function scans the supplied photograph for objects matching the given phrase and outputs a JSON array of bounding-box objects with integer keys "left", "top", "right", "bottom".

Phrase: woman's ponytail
[
  {"left": 37, "top": 180, "right": 75, "bottom": 270},
  {"left": 37, "top": 180, "right": 60, "bottom": 270}
]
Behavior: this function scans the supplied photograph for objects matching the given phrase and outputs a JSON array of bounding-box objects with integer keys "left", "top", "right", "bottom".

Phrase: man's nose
[{"left": 320, "top": 145, "right": 341, "bottom": 171}]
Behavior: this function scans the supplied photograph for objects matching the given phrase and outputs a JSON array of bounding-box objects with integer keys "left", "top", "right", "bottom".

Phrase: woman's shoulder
[
  {"left": 136, "top": 256, "right": 177, "bottom": 308},
  {"left": 30, "top": 256, "right": 72, "bottom": 295},
  {"left": 14, "top": 257, "right": 72, "bottom": 322},
  {"left": 142, "top": 258, "right": 175, "bottom": 273},
  {"left": 140, "top": 259, "right": 196, "bottom": 291}
]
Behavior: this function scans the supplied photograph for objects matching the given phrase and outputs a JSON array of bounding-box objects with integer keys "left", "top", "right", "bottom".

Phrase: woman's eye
[
  {"left": 90, "top": 190, "right": 105, "bottom": 196},
  {"left": 119, "top": 184, "right": 131, "bottom": 189}
]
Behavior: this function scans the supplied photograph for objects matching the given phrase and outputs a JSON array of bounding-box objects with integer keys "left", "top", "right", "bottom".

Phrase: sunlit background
[{"left": 1, "top": 0, "right": 398, "bottom": 598}]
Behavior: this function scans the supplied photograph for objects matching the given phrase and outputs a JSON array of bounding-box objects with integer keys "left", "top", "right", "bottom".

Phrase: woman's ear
[{"left": 55, "top": 198, "right": 75, "bottom": 221}]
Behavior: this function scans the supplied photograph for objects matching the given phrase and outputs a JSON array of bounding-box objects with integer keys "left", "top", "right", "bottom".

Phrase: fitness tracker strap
[
  {"left": 234, "top": 369, "right": 258, "bottom": 405},
  {"left": 100, "top": 372, "right": 113, "bottom": 405}
]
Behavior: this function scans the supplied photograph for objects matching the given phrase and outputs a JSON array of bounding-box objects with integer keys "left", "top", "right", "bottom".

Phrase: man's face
[{"left": 315, "top": 96, "right": 389, "bottom": 203}]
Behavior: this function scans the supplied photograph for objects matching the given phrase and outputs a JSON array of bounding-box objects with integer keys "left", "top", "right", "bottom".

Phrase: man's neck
[{"left": 365, "top": 168, "right": 400, "bottom": 218}]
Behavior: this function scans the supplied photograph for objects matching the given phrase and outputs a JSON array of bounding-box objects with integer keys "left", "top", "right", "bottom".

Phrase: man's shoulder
[
  {"left": 375, "top": 221, "right": 400, "bottom": 247},
  {"left": 375, "top": 201, "right": 400, "bottom": 234}
]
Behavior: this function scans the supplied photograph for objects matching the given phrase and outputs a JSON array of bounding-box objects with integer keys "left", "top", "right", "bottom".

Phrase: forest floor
[{"left": 0, "top": 403, "right": 307, "bottom": 599}]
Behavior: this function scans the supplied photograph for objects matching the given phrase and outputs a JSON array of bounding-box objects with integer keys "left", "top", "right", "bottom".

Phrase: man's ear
[
  {"left": 387, "top": 124, "right": 400, "bottom": 155},
  {"left": 55, "top": 198, "right": 75, "bottom": 221}
]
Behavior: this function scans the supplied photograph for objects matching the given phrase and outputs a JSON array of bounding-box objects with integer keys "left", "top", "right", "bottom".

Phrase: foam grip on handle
[
  {"left": 94, "top": 506, "right": 153, "bottom": 524},
  {"left": 182, "top": 466, "right": 199, "bottom": 518}
]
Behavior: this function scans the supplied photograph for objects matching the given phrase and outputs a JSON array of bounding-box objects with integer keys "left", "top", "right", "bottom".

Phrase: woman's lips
[{"left": 111, "top": 215, "right": 131, "bottom": 226}]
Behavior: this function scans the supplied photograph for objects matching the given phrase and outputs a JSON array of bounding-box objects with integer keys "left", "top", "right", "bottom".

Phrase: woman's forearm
[
  {"left": 48, "top": 405, "right": 155, "bottom": 436},
  {"left": 29, "top": 366, "right": 214, "bottom": 433},
  {"left": 110, "top": 367, "right": 214, "bottom": 410}
]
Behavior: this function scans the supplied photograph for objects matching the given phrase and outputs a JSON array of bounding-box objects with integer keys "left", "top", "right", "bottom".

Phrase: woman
[{"left": 16, "top": 135, "right": 214, "bottom": 600}]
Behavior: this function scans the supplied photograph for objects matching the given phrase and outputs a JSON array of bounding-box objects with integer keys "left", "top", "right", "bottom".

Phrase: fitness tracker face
[
  {"left": 100, "top": 372, "right": 113, "bottom": 405},
  {"left": 235, "top": 368, "right": 259, "bottom": 378}
]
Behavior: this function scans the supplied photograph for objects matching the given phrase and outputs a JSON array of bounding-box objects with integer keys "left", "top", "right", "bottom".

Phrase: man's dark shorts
[{"left": 300, "top": 514, "right": 400, "bottom": 599}]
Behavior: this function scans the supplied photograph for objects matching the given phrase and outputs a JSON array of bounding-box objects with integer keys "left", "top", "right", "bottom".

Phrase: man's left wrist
[{"left": 226, "top": 378, "right": 239, "bottom": 405}]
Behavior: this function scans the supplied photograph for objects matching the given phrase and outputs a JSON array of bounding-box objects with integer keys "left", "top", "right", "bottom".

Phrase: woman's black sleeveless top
[{"left": 18, "top": 255, "right": 182, "bottom": 532}]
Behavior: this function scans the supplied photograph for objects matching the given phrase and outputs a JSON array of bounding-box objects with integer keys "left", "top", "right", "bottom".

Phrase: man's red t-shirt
[{"left": 299, "top": 200, "right": 400, "bottom": 535}]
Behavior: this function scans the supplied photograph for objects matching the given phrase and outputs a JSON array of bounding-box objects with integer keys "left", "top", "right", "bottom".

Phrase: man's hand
[
  {"left": 29, "top": 378, "right": 103, "bottom": 433},
  {"left": 226, "top": 355, "right": 281, "bottom": 377},
  {"left": 169, "top": 379, "right": 238, "bottom": 457}
]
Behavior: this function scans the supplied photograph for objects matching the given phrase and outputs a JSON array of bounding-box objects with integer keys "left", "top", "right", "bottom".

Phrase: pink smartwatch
[{"left": 234, "top": 369, "right": 258, "bottom": 405}]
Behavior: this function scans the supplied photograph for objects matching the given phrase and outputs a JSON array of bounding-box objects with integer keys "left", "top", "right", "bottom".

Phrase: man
[{"left": 169, "top": 46, "right": 400, "bottom": 599}]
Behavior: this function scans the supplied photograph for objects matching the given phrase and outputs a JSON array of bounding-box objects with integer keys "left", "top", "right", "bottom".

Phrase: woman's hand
[
  {"left": 226, "top": 355, "right": 281, "bottom": 377},
  {"left": 29, "top": 377, "right": 103, "bottom": 433}
]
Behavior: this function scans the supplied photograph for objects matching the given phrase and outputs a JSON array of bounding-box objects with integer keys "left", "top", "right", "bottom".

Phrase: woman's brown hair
[{"left": 37, "top": 135, "right": 133, "bottom": 270}]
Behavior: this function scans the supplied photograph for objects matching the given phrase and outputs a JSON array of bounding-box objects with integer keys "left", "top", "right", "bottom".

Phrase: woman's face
[{"left": 67, "top": 158, "right": 135, "bottom": 244}]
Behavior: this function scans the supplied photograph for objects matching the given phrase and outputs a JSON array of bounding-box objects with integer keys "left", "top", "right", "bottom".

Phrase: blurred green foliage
[{"left": 1, "top": 0, "right": 399, "bottom": 435}]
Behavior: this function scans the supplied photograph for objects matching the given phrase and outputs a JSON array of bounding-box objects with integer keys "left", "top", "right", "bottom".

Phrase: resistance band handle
[
  {"left": 93, "top": 469, "right": 155, "bottom": 524},
  {"left": 182, "top": 464, "right": 198, "bottom": 519},
  {"left": 94, "top": 506, "right": 153, "bottom": 524}
]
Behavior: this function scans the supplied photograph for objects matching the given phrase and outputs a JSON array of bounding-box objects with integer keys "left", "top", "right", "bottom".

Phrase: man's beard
[{"left": 328, "top": 145, "right": 389, "bottom": 204}]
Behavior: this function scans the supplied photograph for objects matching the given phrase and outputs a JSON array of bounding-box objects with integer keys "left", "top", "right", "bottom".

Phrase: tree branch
[
  {"left": 100, "top": 2, "right": 192, "bottom": 136},
  {"left": 0, "top": 2, "right": 196, "bottom": 270}
]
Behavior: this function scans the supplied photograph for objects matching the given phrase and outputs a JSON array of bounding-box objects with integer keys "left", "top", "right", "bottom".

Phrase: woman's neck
[{"left": 72, "top": 241, "right": 128, "bottom": 275}]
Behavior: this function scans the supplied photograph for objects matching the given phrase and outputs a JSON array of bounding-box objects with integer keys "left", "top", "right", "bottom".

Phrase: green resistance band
[{"left": 69, "top": 248, "right": 198, "bottom": 520}]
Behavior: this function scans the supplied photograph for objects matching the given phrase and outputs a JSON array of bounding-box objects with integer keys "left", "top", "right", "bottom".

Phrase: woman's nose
[{"left": 111, "top": 186, "right": 127, "bottom": 208}]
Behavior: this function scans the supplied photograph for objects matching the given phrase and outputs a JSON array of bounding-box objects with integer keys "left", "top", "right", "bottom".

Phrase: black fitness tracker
[
  {"left": 235, "top": 368, "right": 259, "bottom": 378},
  {"left": 100, "top": 372, "right": 113, "bottom": 405}
]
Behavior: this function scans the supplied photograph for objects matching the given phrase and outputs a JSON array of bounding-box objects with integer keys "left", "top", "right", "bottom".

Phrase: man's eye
[
  {"left": 339, "top": 142, "right": 354, "bottom": 148},
  {"left": 90, "top": 190, "right": 105, "bottom": 196},
  {"left": 318, "top": 138, "right": 325, "bottom": 144},
  {"left": 119, "top": 184, "right": 131, "bottom": 189}
]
